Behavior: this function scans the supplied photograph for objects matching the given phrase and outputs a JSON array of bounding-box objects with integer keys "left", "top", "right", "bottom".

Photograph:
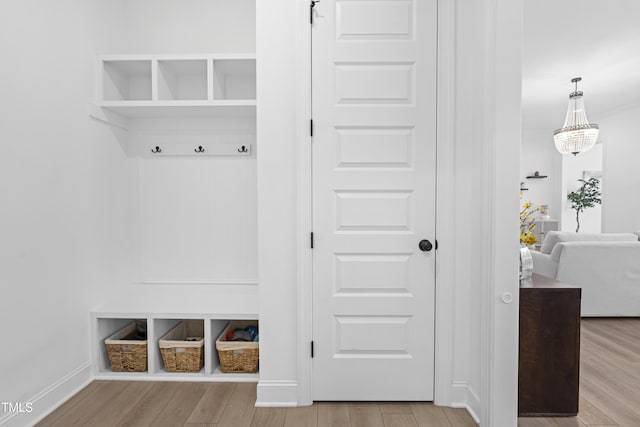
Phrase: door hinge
[
  {"left": 310, "top": 0, "right": 320, "bottom": 24},
  {"left": 310, "top": 119, "right": 314, "bottom": 137},
  {"left": 311, "top": 341, "right": 314, "bottom": 358},
  {"left": 310, "top": 232, "right": 314, "bottom": 249}
]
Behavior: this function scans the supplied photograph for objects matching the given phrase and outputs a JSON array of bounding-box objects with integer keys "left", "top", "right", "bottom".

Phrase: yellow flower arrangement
[{"left": 520, "top": 201, "right": 540, "bottom": 246}]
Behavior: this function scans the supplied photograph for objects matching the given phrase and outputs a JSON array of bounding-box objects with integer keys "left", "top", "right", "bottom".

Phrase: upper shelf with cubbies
[{"left": 97, "top": 54, "right": 256, "bottom": 118}]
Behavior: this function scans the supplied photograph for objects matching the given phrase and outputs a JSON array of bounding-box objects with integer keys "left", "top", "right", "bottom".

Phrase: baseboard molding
[
  {"left": 255, "top": 381, "right": 298, "bottom": 407},
  {"left": 0, "top": 362, "right": 93, "bottom": 427},
  {"left": 451, "top": 381, "right": 481, "bottom": 424}
]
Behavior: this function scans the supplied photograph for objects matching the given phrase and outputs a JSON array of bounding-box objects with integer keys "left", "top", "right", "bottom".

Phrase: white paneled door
[{"left": 311, "top": 0, "right": 437, "bottom": 400}]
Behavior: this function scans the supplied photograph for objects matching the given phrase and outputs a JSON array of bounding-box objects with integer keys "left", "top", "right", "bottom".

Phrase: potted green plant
[{"left": 567, "top": 177, "right": 601, "bottom": 233}]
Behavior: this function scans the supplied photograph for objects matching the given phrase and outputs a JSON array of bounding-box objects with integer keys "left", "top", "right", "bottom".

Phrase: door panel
[{"left": 311, "top": 0, "right": 438, "bottom": 401}]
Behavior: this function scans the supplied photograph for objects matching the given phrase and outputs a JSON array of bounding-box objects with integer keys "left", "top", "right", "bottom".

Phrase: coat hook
[
  {"left": 238, "top": 145, "right": 248, "bottom": 153},
  {"left": 194, "top": 146, "right": 205, "bottom": 153},
  {"left": 151, "top": 146, "right": 162, "bottom": 153}
]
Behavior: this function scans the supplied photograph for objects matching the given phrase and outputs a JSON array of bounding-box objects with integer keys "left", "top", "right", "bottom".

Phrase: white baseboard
[
  {"left": 255, "top": 381, "right": 298, "bottom": 407},
  {"left": 451, "top": 381, "right": 481, "bottom": 424},
  {"left": 0, "top": 362, "right": 93, "bottom": 427}
]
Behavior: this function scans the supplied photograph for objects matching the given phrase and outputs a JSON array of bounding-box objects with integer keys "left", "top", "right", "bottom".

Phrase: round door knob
[{"left": 419, "top": 239, "right": 433, "bottom": 252}]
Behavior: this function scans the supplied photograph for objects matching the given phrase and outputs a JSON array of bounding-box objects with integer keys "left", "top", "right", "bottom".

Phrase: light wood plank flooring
[
  {"left": 36, "top": 383, "right": 475, "bottom": 427},
  {"left": 37, "top": 319, "right": 640, "bottom": 427},
  {"left": 519, "top": 318, "right": 640, "bottom": 427}
]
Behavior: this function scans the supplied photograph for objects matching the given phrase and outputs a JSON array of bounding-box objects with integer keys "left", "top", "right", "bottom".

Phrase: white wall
[
  {"left": 561, "top": 144, "right": 602, "bottom": 233},
  {"left": 136, "top": 129, "right": 258, "bottom": 284},
  {"left": 453, "top": 1, "right": 522, "bottom": 425},
  {"left": 450, "top": 0, "right": 484, "bottom": 413},
  {"left": 484, "top": 0, "right": 523, "bottom": 423},
  {"left": 520, "top": 129, "right": 562, "bottom": 220},
  {"left": 123, "top": 0, "right": 255, "bottom": 54},
  {"left": 522, "top": 106, "right": 640, "bottom": 236},
  {"left": 519, "top": 132, "right": 603, "bottom": 234},
  {"left": 600, "top": 104, "right": 640, "bottom": 233},
  {"left": 120, "top": 1, "right": 258, "bottom": 287},
  {"left": 0, "top": 2, "right": 134, "bottom": 425},
  {"left": 255, "top": 0, "right": 300, "bottom": 405},
  {"left": 0, "top": 2, "right": 259, "bottom": 425}
]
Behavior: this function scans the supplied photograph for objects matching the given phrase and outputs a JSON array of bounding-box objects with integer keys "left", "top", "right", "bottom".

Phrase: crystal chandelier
[{"left": 553, "top": 77, "right": 599, "bottom": 155}]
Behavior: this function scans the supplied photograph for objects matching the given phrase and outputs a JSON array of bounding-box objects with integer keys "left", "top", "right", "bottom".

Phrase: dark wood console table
[{"left": 518, "top": 273, "right": 581, "bottom": 417}]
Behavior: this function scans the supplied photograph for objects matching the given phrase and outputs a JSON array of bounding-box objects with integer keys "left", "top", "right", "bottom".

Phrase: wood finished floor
[
  {"left": 36, "top": 382, "right": 476, "bottom": 427},
  {"left": 518, "top": 318, "right": 640, "bottom": 427},
  {"left": 37, "top": 319, "right": 640, "bottom": 427}
]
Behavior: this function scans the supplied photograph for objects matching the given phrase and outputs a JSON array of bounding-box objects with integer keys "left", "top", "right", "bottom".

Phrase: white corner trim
[
  {"left": 255, "top": 381, "right": 299, "bottom": 407},
  {"left": 433, "top": 0, "right": 457, "bottom": 407},
  {"left": 0, "top": 362, "right": 93, "bottom": 427},
  {"left": 451, "top": 381, "right": 481, "bottom": 424},
  {"left": 479, "top": 0, "right": 522, "bottom": 425},
  {"left": 295, "top": 0, "right": 313, "bottom": 408}
]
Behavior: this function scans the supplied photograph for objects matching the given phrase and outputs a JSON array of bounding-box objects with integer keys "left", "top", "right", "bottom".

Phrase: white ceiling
[{"left": 522, "top": 0, "right": 640, "bottom": 130}]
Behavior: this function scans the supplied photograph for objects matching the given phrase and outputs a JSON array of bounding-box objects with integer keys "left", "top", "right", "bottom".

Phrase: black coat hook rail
[{"left": 147, "top": 143, "right": 251, "bottom": 156}]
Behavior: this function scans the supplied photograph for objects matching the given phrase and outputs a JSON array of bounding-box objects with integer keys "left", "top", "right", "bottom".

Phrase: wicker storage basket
[
  {"left": 159, "top": 320, "right": 204, "bottom": 373},
  {"left": 104, "top": 321, "right": 148, "bottom": 372},
  {"left": 216, "top": 321, "right": 259, "bottom": 373}
]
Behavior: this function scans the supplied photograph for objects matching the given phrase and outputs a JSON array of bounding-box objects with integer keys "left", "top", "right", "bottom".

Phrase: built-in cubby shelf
[
  {"left": 96, "top": 54, "right": 256, "bottom": 119},
  {"left": 91, "top": 53, "right": 258, "bottom": 383},
  {"left": 91, "top": 293, "right": 259, "bottom": 382}
]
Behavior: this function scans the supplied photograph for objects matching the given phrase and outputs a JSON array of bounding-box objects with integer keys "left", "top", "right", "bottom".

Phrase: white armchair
[{"left": 531, "top": 231, "right": 640, "bottom": 316}]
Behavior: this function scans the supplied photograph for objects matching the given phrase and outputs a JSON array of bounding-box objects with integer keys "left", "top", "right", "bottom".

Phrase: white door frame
[
  {"left": 294, "top": 0, "right": 522, "bottom": 424},
  {"left": 293, "top": 0, "right": 455, "bottom": 405}
]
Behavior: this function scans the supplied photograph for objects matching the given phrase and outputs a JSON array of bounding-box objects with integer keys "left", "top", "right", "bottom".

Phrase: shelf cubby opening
[
  {"left": 103, "top": 60, "right": 152, "bottom": 101},
  {"left": 213, "top": 319, "right": 259, "bottom": 376},
  {"left": 158, "top": 59, "right": 208, "bottom": 101},
  {"left": 155, "top": 319, "right": 205, "bottom": 374},
  {"left": 96, "top": 318, "right": 148, "bottom": 373},
  {"left": 213, "top": 59, "right": 256, "bottom": 100}
]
